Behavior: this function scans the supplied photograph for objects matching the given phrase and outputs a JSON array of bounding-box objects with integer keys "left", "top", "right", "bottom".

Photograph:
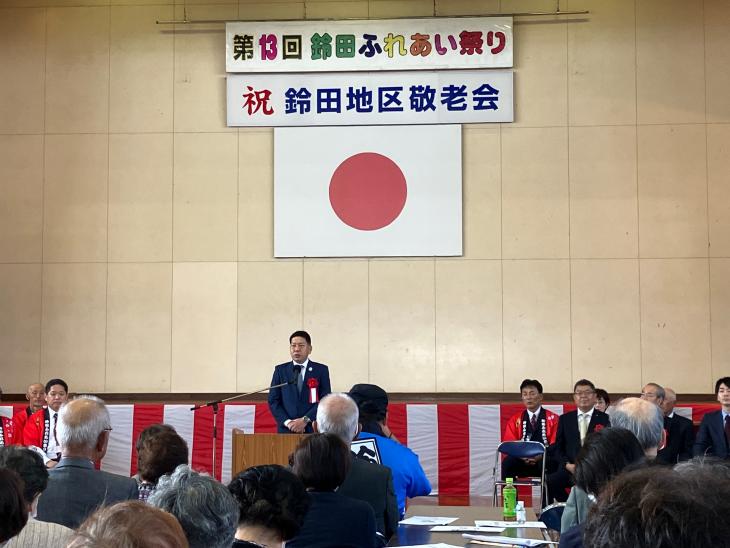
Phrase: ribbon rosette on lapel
[{"left": 307, "top": 378, "right": 319, "bottom": 404}]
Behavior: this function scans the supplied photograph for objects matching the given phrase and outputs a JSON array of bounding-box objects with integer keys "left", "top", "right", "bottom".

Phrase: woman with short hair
[
  {"left": 228, "top": 465, "right": 309, "bottom": 547},
  {"left": 67, "top": 501, "right": 188, "bottom": 548},
  {"left": 288, "top": 433, "right": 378, "bottom": 548}
]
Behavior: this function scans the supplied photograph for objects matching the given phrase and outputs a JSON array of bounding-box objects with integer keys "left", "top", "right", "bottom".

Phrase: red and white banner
[
  {"left": 3, "top": 402, "right": 718, "bottom": 498},
  {"left": 274, "top": 125, "right": 462, "bottom": 257}
]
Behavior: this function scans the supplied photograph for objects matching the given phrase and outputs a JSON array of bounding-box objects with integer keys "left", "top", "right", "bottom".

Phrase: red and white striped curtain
[{"left": 0, "top": 402, "right": 718, "bottom": 495}]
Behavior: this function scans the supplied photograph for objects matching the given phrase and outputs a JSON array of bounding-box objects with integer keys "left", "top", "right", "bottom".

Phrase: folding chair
[
  {"left": 491, "top": 440, "right": 547, "bottom": 507},
  {"left": 539, "top": 502, "right": 566, "bottom": 532}
]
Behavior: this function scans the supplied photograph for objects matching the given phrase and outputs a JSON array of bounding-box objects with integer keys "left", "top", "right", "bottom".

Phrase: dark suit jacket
[
  {"left": 656, "top": 413, "right": 694, "bottom": 464},
  {"left": 338, "top": 455, "right": 399, "bottom": 543},
  {"left": 553, "top": 409, "right": 611, "bottom": 468},
  {"left": 693, "top": 410, "right": 729, "bottom": 459},
  {"left": 268, "top": 360, "right": 331, "bottom": 433},
  {"left": 287, "top": 491, "right": 378, "bottom": 548},
  {"left": 36, "top": 457, "right": 139, "bottom": 529}
]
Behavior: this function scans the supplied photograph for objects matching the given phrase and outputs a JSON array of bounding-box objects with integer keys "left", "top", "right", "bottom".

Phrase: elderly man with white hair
[
  {"left": 36, "top": 396, "right": 138, "bottom": 528},
  {"left": 314, "top": 393, "right": 398, "bottom": 546},
  {"left": 561, "top": 396, "right": 666, "bottom": 534},
  {"left": 655, "top": 387, "right": 694, "bottom": 464}
]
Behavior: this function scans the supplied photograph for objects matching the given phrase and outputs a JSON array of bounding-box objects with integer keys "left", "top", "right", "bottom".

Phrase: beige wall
[{"left": 1, "top": 0, "right": 729, "bottom": 395}]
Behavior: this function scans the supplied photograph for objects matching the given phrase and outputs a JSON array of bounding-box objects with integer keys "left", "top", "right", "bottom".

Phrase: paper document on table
[
  {"left": 399, "top": 544, "right": 463, "bottom": 548},
  {"left": 431, "top": 526, "right": 505, "bottom": 533},
  {"left": 463, "top": 533, "right": 547, "bottom": 546},
  {"left": 474, "top": 520, "right": 546, "bottom": 529},
  {"left": 399, "top": 516, "right": 459, "bottom": 526}
]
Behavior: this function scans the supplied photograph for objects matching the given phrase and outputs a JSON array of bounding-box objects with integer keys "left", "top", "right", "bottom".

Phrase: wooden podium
[{"left": 231, "top": 430, "right": 306, "bottom": 476}]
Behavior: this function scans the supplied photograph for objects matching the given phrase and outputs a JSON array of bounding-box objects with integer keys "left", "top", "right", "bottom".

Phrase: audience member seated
[
  {"left": 0, "top": 446, "right": 72, "bottom": 548},
  {"left": 656, "top": 387, "right": 694, "bottom": 464},
  {"left": 608, "top": 397, "right": 665, "bottom": 458},
  {"left": 228, "top": 464, "right": 309, "bottom": 548},
  {"left": 12, "top": 384, "right": 46, "bottom": 446},
  {"left": 547, "top": 379, "right": 610, "bottom": 502},
  {"left": 288, "top": 433, "right": 378, "bottom": 548},
  {"left": 36, "top": 396, "right": 138, "bottom": 528},
  {"left": 0, "top": 385, "right": 19, "bottom": 447},
  {"left": 639, "top": 382, "right": 665, "bottom": 406},
  {"left": 583, "top": 464, "right": 730, "bottom": 548},
  {"left": 0, "top": 469, "right": 27, "bottom": 545},
  {"left": 501, "top": 379, "right": 559, "bottom": 482},
  {"left": 149, "top": 465, "right": 239, "bottom": 548},
  {"left": 314, "top": 393, "right": 398, "bottom": 543},
  {"left": 594, "top": 389, "right": 610, "bottom": 413},
  {"left": 559, "top": 427, "right": 645, "bottom": 541},
  {"left": 134, "top": 425, "right": 188, "bottom": 502},
  {"left": 22, "top": 379, "right": 69, "bottom": 468},
  {"left": 67, "top": 501, "right": 188, "bottom": 548},
  {"left": 693, "top": 376, "right": 730, "bottom": 460},
  {"left": 348, "top": 383, "right": 431, "bottom": 518}
]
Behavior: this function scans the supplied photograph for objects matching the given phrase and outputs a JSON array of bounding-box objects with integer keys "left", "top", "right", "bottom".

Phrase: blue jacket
[
  {"left": 356, "top": 431, "right": 431, "bottom": 517},
  {"left": 267, "top": 360, "right": 331, "bottom": 433}
]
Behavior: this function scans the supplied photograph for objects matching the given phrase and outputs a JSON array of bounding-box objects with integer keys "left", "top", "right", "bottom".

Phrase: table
[{"left": 388, "top": 504, "right": 548, "bottom": 547}]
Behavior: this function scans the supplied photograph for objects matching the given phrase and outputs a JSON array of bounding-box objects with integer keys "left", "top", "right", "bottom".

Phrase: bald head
[
  {"left": 610, "top": 397, "right": 664, "bottom": 457},
  {"left": 315, "top": 393, "right": 359, "bottom": 445},
  {"left": 58, "top": 396, "right": 111, "bottom": 457},
  {"left": 661, "top": 388, "right": 677, "bottom": 416},
  {"left": 26, "top": 383, "right": 45, "bottom": 412}
]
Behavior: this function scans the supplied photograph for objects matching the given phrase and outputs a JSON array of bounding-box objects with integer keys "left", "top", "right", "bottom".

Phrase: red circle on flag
[{"left": 329, "top": 152, "right": 407, "bottom": 231}]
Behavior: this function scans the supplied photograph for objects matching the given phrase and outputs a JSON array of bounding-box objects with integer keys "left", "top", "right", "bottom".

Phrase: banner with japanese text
[
  {"left": 226, "top": 70, "right": 513, "bottom": 127},
  {"left": 225, "top": 17, "right": 513, "bottom": 72}
]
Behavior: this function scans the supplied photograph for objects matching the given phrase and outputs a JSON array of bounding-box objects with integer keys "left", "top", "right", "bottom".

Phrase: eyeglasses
[
  {"left": 574, "top": 390, "right": 595, "bottom": 396},
  {"left": 103, "top": 427, "right": 113, "bottom": 432}
]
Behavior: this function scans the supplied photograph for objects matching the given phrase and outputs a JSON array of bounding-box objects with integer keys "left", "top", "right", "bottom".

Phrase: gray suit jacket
[{"left": 36, "top": 457, "right": 139, "bottom": 529}]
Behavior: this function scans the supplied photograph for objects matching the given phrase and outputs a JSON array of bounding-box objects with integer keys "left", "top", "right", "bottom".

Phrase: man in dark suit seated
[
  {"left": 268, "top": 330, "right": 332, "bottom": 433},
  {"left": 36, "top": 396, "right": 138, "bottom": 528},
  {"left": 656, "top": 386, "right": 694, "bottom": 464},
  {"left": 315, "top": 393, "right": 398, "bottom": 545},
  {"left": 693, "top": 376, "right": 730, "bottom": 460},
  {"left": 546, "top": 379, "right": 610, "bottom": 502}
]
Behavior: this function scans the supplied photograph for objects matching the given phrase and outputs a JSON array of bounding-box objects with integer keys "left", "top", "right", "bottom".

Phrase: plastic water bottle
[
  {"left": 503, "top": 477, "right": 517, "bottom": 520},
  {"left": 516, "top": 500, "right": 526, "bottom": 523}
]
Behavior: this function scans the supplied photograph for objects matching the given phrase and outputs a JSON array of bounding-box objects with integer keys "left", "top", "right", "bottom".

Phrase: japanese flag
[{"left": 274, "top": 125, "right": 462, "bottom": 257}]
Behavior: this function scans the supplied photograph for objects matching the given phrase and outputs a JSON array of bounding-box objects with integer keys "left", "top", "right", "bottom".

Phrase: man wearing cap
[
  {"left": 12, "top": 382, "right": 46, "bottom": 444},
  {"left": 349, "top": 383, "right": 431, "bottom": 518}
]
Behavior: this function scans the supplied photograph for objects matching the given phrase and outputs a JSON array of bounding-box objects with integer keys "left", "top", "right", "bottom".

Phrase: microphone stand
[{"left": 190, "top": 380, "right": 294, "bottom": 479}]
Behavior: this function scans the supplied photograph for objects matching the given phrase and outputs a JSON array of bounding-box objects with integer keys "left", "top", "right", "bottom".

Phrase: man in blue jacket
[
  {"left": 349, "top": 383, "right": 431, "bottom": 518},
  {"left": 268, "top": 331, "right": 331, "bottom": 433}
]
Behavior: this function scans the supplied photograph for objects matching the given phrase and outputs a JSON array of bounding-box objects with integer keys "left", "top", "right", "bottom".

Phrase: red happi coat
[
  {"left": 12, "top": 407, "right": 34, "bottom": 445},
  {"left": 0, "top": 416, "right": 17, "bottom": 446},
  {"left": 23, "top": 408, "right": 52, "bottom": 452},
  {"left": 503, "top": 407, "right": 559, "bottom": 446}
]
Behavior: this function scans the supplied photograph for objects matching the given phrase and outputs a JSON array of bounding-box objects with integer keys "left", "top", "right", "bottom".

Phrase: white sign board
[
  {"left": 227, "top": 70, "right": 513, "bottom": 126},
  {"left": 226, "top": 17, "right": 513, "bottom": 72}
]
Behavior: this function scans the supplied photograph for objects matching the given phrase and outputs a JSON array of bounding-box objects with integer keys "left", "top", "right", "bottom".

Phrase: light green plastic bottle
[{"left": 502, "top": 477, "right": 517, "bottom": 520}]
